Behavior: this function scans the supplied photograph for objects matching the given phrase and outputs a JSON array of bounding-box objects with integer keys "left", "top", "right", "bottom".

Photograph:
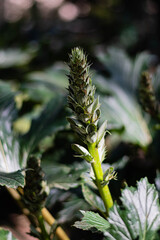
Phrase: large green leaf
[
  {"left": 0, "top": 105, "right": 23, "bottom": 173},
  {"left": 0, "top": 82, "right": 25, "bottom": 187},
  {"left": 97, "top": 47, "right": 152, "bottom": 94},
  {"left": 74, "top": 211, "right": 109, "bottom": 233},
  {"left": 95, "top": 76, "right": 152, "bottom": 146},
  {"left": 0, "top": 228, "right": 17, "bottom": 240},
  {"left": 95, "top": 47, "right": 153, "bottom": 147},
  {"left": 105, "top": 178, "right": 160, "bottom": 240}
]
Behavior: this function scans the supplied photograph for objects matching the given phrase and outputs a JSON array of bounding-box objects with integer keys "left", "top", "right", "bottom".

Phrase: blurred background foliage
[{"left": 0, "top": 0, "right": 160, "bottom": 239}]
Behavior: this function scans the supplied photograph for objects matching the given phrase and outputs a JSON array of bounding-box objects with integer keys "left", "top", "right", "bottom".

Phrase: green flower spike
[{"left": 67, "top": 47, "right": 114, "bottom": 215}]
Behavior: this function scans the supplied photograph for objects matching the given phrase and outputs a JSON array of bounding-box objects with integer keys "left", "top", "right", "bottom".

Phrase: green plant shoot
[{"left": 67, "top": 47, "right": 115, "bottom": 215}]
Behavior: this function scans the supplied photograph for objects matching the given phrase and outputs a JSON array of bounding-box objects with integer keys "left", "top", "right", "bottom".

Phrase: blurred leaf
[
  {"left": 94, "top": 47, "right": 154, "bottom": 146},
  {"left": 95, "top": 76, "right": 152, "bottom": 146},
  {"left": 46, "top": 189, "right": 70, "bottom": 208},
  {"left": 97, "top": 47, "right": 152, "bottom": 94},
  {"left": 0, "top": 81, "right": 16, "bottom": 116},
  {"left": 0, "top": 170, "right": 24, "bottom": 188},
  {"left": 43, "top": 162, "right": 87, "bottom": 190},
  {"left": 74, "top": 211, "right": 109, "bottom": 233},
  {"left": 58, "top": 197, "right": 89, "bottom": 224},
  {"left": 82, "top": 183, "right": 105, "bottom": 213},
  {"left": 20, "top": 81, "right": 57, "bottom": 103},
  {"left": 26, "top": 65, "right": 68, "bottom": 90},
  {"left": 21, "top": 96, "right": 67, "bottom": 153},
  {"left": 152, "top": 66, "right": 160, "bottom": 93},
  {"left": 0, "top": 106, "right": 24, "bottom": 173},
  {"left": 0, "top": 228, "right": 17, "bottom": 240},
  {"left": 13, "top": 117, "right": 31, "bottom": 134},
  {"left": 0, "top": 48, "right": 35, "bottom": 68}
]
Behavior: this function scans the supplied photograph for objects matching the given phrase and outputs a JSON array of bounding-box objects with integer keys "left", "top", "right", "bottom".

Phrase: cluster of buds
[
  {"left": 139, "top": 72, "right": 160, "bottom": 119},
  {"left": 23, "top": 155, "right": 49, "bottom": 215},
  {"left": 67, "top": 48, "right": 108, "bottom": 163}
]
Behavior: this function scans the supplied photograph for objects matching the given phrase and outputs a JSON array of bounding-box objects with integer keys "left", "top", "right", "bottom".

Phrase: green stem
[
  {"left": 38, "top": 214, "right": 50, "bottom": 240},
  {"left": 88, "top": 143, "right": 113, "bottom": 215}
]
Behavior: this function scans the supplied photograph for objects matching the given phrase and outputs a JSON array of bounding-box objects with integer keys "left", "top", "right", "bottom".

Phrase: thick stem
[{"left": 88, "top": 143, "right": 113, "bottom": 215}]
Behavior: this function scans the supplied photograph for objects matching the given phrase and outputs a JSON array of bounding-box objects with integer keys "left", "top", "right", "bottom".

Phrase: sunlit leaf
[
  {"left": 74, "top": 211, "right": 109, "bottom": 233},
  {"left": 0, "top": 83, "right": 25, "bottom": 187},
  {"left": 105, "top": 178, "right": 160, "bottom": 240}
]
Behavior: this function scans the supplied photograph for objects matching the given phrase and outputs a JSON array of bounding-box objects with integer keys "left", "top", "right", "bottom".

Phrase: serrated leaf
[
  {"left": 105, "top": 203, "right": 136, "bottom": 240},
  {"left": 105, "top": 178, "right": 160, "bottom": 240},
  {"left": 82, "top": 183, "right": 105, "bottom": 213},
  {"left": 0, "top": 228, "right": 17, "bottom": 240},
  {"left": 122, "top": 178, "right": 160, "bottom": 239},
  {"left": 0, "top": 170, "right": 24, "bottom": 188},
  {"left": 74, "top": 211, "right": 109, "bottom": 233}
]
